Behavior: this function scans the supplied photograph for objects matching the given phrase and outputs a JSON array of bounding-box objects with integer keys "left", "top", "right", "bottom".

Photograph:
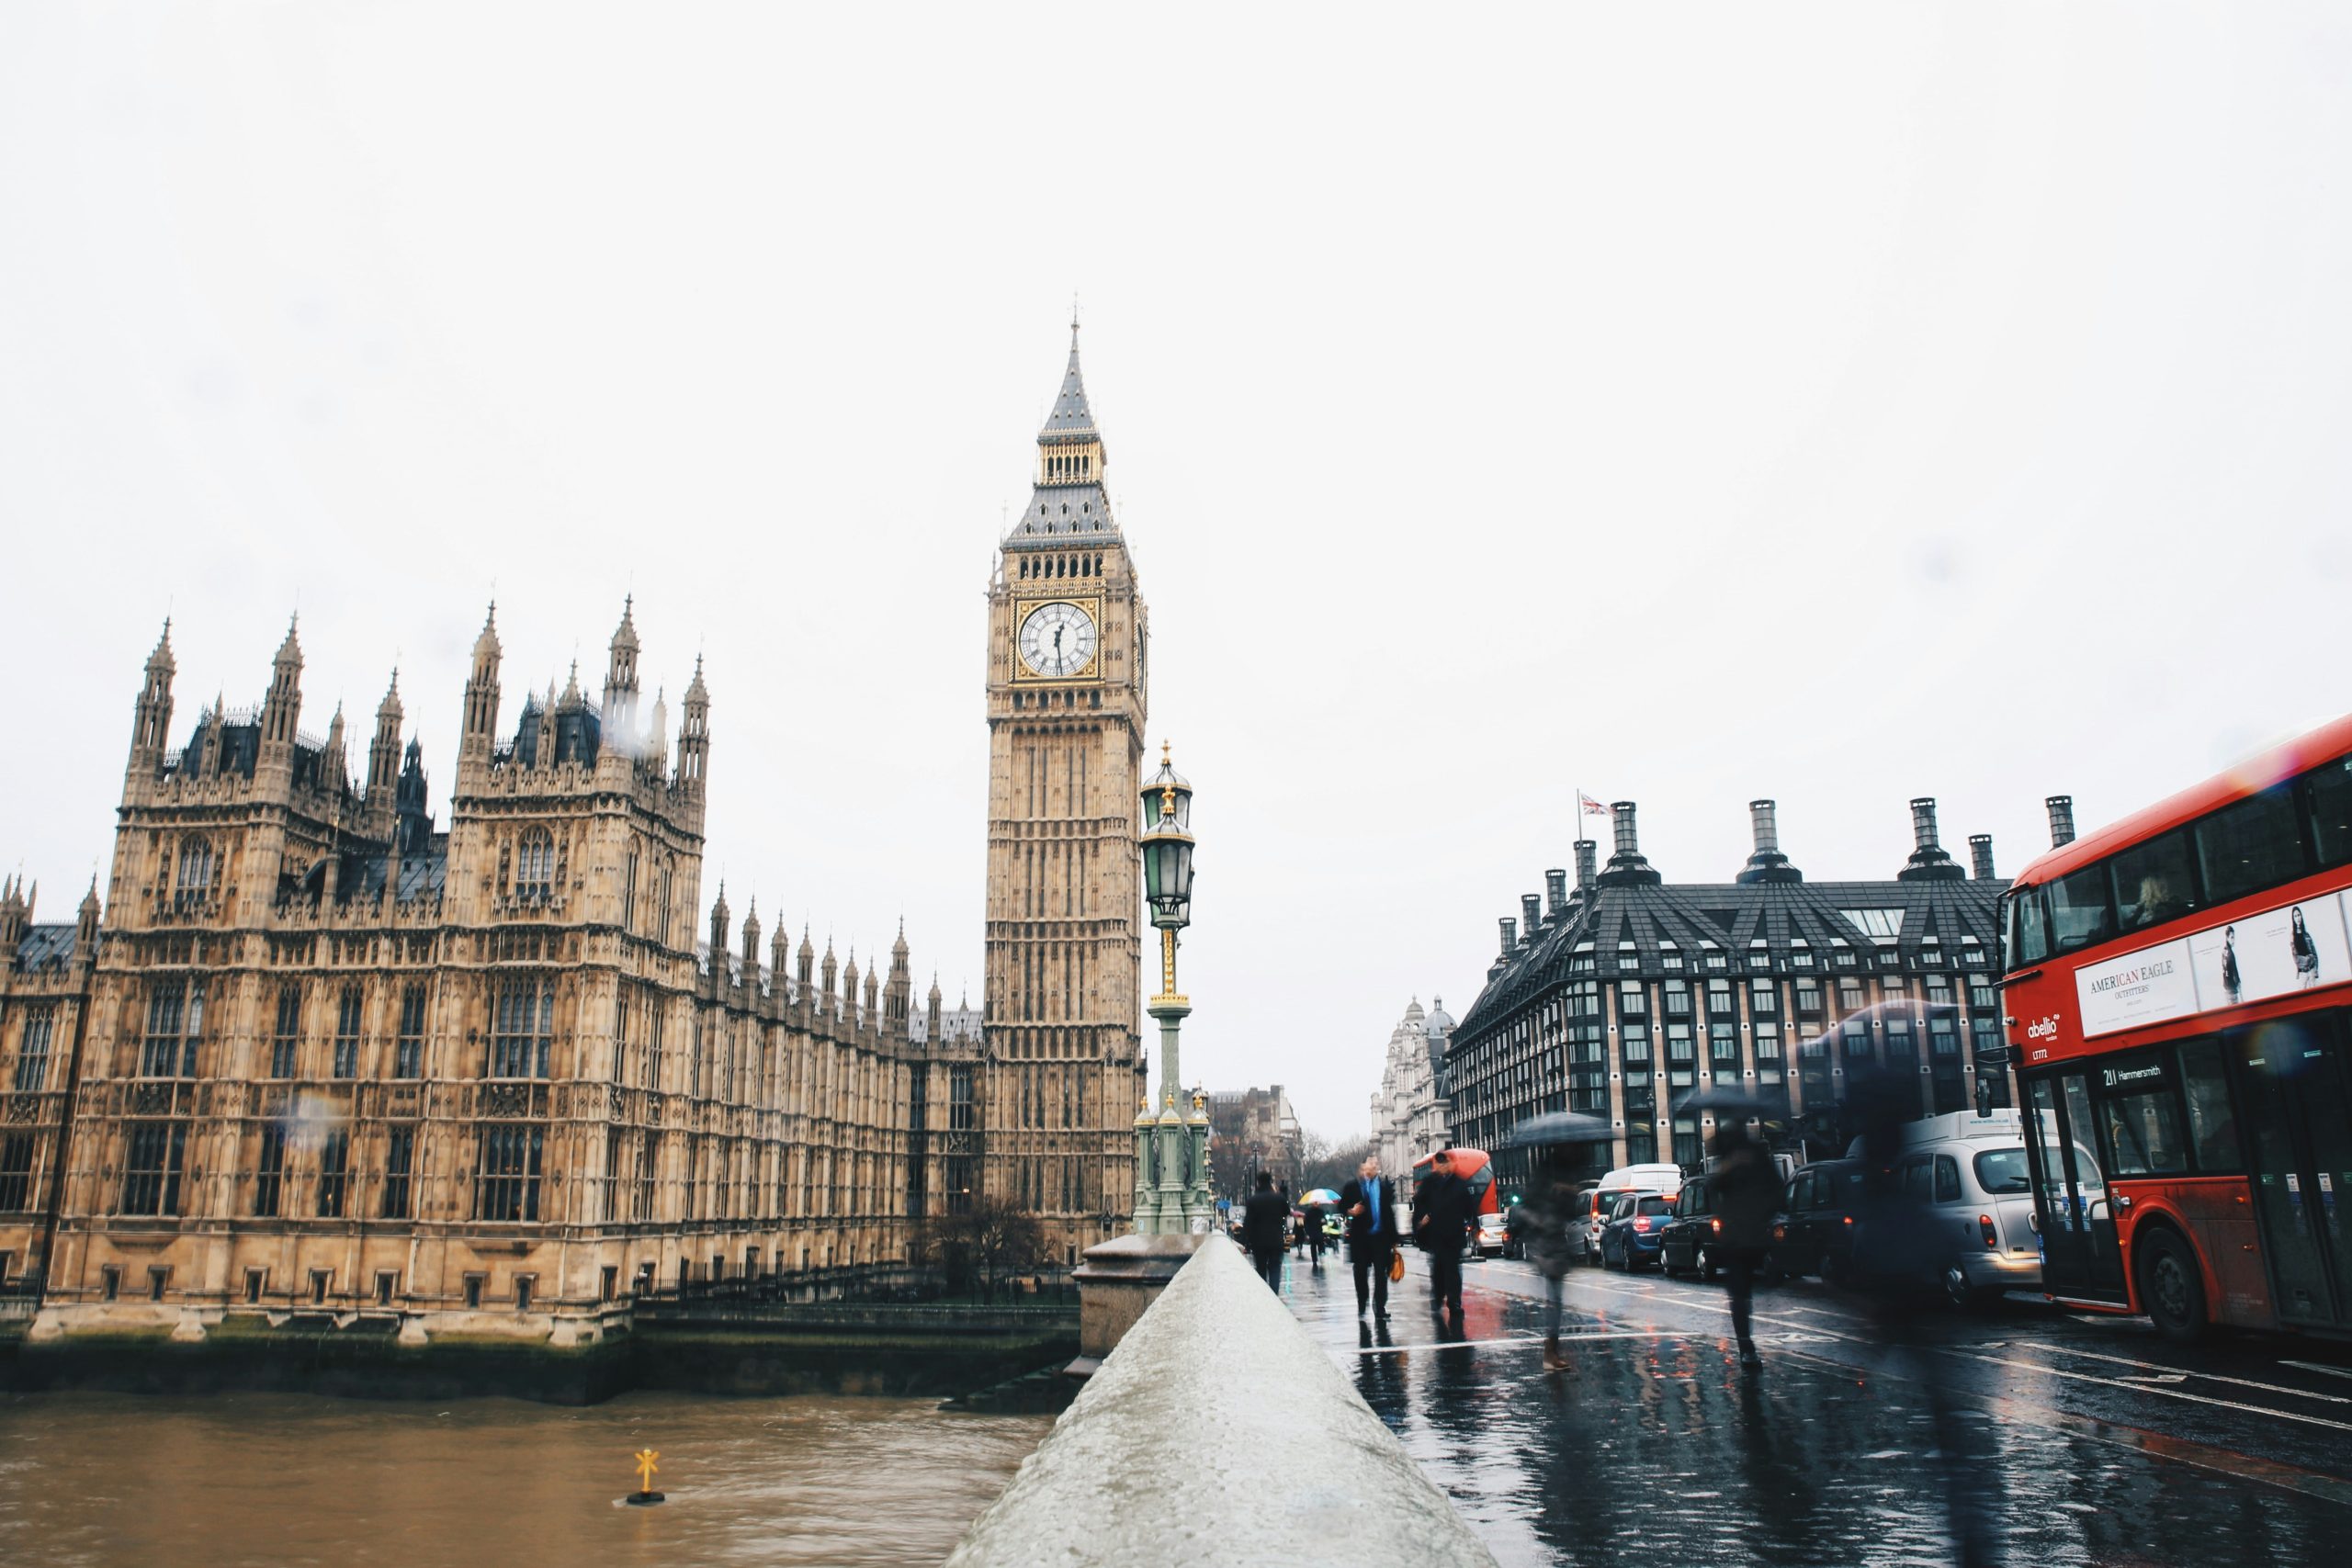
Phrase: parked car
[
  {"left": 1658, "top": 1180, "right": 1724, "bottom": 1280},
  {"left": 1573, "top": 1163, "right": 1685, "bottom": 1265},
  {"left": 1769, "top": 1159, "right": 1869, "bottom": 1282},
  {"left": 1599, "top": 1191, "right": 1675, "bottom": 1270},
  {"left": 1474, "top": 1211, "right": 1513, "bottom": 1258}
]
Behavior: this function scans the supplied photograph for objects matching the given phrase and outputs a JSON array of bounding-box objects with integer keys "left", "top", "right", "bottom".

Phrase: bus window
[
  {"left": 2178, "top": 1038, "right": 2240, "bottom": 1172},
  {"left": 2101, "top": 1088, "right": 2189, "bottom": 1177},
  {"left": 2050, "top": 864, "right": 2116, "bottom": 954},
  {"left": 2007, "top": 887, "right": 2052, "bottom": 967},
  {"left": 2307, "top": 757, "right": 2352, "bottom": 869},
  {"left": 2198, "top": 785, "right": 2306, "bottom": 907},
  {"left": 2111, "top": 830, "right": 2198, "bottom": 931}
]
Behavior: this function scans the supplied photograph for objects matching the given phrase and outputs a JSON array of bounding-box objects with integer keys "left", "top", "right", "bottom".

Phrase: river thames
[{"left": 0, "top": 1391, "right": 1050, "bottom": 1567}]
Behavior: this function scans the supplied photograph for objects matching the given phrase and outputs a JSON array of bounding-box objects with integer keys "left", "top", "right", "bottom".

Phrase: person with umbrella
[
  {"left": 1298, "top": 1187, "right": 1342, "bottom": 1270},
  {"left": 1683, "top": 1088, "right": 1780, "bottom": 1369},
  {"left": 1500, "top": 1111, "right": 1613, "bottom": 1371}
]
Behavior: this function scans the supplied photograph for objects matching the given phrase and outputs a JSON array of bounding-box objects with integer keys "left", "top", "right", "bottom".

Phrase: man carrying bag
[{"left": 1338, "top": 1155, "right": 1399, "bottom": 1319}]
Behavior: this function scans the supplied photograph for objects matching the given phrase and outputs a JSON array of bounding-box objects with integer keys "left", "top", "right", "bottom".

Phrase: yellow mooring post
[{"left": 628, "top": 1448, "right": 665, "bottom": 1506}]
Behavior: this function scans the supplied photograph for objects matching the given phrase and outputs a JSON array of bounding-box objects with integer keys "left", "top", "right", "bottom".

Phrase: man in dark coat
[
  {"left": 1413, "top": 1147, "right": 1474, "bottom": 1323},
  {"left": 1337, "top": 1154, "right": 1399, "bottom": 1318},
  {"left": 1241, "top": 1171, "right": 1290, "bottom": 1292}
]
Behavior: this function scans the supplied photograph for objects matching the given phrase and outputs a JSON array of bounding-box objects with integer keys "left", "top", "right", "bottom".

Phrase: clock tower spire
[{"left": 979, "top": 322, "right": 1151, "bottom": 1261}]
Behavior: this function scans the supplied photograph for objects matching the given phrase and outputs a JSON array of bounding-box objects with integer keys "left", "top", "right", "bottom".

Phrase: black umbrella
[
  {"left": 1673, "top": 1086, "right": 1773, "bottom": 1117},
  {"left": 1499, "top": 1111, "right": 1616, "bottom": 1149}
]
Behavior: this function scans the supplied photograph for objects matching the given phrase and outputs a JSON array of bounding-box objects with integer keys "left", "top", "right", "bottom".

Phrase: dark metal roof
[
  {"left": 1038, "top": 328, "right": 1097, "bottom": 442},
  {"left": 331, "top": 835, "right": 449, "bottom": 906},
  {"left": 1453, "top": 875, "right": 2007, "bottom": 1040},
  {"left": 13, "top": 922, "right": 79, "bottom": 971},
  {"left": 1009, "top": 482, "right": 1118, "bottom": 543}
]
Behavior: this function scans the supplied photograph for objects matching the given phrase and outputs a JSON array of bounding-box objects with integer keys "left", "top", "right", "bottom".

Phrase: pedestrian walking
[
  {"left": 1413, "top": 1147, "right": 1473, "bottom": 1323},
  {"left": 1705, "top": 1122, "right": 1781, "bottom": 1369},
  {"left": 1306, "top": 1205, "right": 1327, "bottom": 1270},
  {"left": 1338, "top": 1155, "right": 1398, "bottom": 1318},
  {"left": 1511, "top": 1155, "right": 1580, "bottom": 1371},
  {"left": 1242, "top": 1171, "right": 1289, "bottom": 1292}
]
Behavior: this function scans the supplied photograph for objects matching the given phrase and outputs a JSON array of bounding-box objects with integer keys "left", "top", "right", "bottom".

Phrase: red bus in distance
[{"left": 2000, "top": 712, "right": 2352, "bottom": 1340}]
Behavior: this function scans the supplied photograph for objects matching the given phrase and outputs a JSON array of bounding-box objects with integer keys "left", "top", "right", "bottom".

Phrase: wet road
[{"left": 1272, "top": 1247, "right": 2352, "bottom": 1566}]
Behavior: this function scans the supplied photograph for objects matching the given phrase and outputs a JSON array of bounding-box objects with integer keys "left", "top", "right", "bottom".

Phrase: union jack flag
[{"left": 1578, "top": 793, "right": 1610, "bottom": 817}]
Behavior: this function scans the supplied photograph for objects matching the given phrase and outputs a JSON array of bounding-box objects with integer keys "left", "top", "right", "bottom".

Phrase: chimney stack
[
  {"left": 1521, "top": 893, "right": 1543, "bottom": 939},
  {"left": 1897, "top": 796, "right": 1964, "bottom": 882},
  {"left": 1498, "top": 917, "right": 1518, "bottom": 958},
  {"left": 1597, "top": 803, "right": 1662, "bottom": 886},
  {"left": 1544, "top": 868, "right": 1568, "bottom": 916},
  {"left": 2046, "top": 795, "right": 2076, "bottom": 848},
  {"left": 1736, "top": 798, "right": 1803, "bottom": 884},
  {"left": 1969, "top": 834, "right": 1996, "bottom": 881},
  {"left": 1574, "top": 840, "right": 1597, "bottom": 892}
]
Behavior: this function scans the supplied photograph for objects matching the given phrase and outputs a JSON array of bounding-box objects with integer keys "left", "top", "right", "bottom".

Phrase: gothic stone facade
[
  {"left": 979, "top": 326, "right": 1151, "bottom": 1266},
  {"left": 5, "top": 605, "right": 963, "bottom": 1346}
]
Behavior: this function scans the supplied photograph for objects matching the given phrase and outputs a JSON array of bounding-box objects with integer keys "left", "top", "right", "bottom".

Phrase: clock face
[{"left": 1018, "top": 601, "right": 1099, "bottom": 678}]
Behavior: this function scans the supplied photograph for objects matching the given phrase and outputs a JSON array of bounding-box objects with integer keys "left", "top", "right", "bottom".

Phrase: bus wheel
[{"left": 2137, "top": 1226, "right": 2209, "bottom": 1343}]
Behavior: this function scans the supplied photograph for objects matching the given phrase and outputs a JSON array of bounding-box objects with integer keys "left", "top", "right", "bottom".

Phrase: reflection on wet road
[{"left": 1270, "top": 1247, "right": 2352, "bottom": 1566}]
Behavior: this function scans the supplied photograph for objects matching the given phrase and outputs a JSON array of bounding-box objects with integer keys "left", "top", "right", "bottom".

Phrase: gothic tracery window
[
  {"left": 515, "top": 828, "right": 555, "bottom": 901},
  {"left": 175, "top": 837, "right": 215, "bottom": 910}
]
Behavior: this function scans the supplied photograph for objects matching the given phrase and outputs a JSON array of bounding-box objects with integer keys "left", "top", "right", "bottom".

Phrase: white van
[{"left": 1569, "top": 1163, "right": 1685, "bottom": 1265}]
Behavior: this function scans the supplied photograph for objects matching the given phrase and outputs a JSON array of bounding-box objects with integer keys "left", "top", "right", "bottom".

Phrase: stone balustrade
[{"left": 946, "top": 1235, "right": 1495, "bottom": 1568}]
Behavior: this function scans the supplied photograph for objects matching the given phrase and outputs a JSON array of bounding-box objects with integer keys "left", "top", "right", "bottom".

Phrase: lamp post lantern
[{"left": 1134, "top": 742, "right": 1210, "bottom": 1236}]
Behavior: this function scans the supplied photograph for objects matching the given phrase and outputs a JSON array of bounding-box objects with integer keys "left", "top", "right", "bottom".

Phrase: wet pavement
[{"left": 1267, "top": 1244, "right": 2352, "bottom": 1567}]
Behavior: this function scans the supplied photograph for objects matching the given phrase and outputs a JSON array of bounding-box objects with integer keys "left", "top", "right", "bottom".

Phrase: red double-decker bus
[{"left": 1999, "top": 714, "right": 2352, "bottom": 1340}]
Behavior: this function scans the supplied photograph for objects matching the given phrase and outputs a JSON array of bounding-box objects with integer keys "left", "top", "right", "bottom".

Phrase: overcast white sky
[{"left": 5, "top": 6, "right": 2349, "bottom": 1140}]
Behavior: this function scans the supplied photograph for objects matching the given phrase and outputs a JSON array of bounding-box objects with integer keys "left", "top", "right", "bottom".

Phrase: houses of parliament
[{"left": 0, "top": 331, "right": 1153, "bottom": 1344}]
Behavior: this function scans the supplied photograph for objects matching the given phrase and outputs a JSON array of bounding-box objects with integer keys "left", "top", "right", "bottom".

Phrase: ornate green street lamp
[{"left": 1134, "top": 742, "right": 1209, "bottom": 1235}]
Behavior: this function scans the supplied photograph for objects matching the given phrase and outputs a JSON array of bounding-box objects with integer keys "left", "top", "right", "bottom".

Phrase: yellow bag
[{"left": 1388, "top": 1249, "right": 1406, "bottom": 1283}]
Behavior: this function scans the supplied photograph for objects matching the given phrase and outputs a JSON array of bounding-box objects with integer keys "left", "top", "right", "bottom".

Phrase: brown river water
[{"left": 0, "top": 1391, "right": 1051, "bottom": 1567}]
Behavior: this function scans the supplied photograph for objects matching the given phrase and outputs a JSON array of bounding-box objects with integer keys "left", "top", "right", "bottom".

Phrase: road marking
[
  {"left": 1763, "top": 1341, "right": 2352, "bottom": 1511},
  {"left": 1946, "top": 1350, "right": 2352, "bottom": 1434},
  {"left": 1343, "top": 1329, "right": 1676, "bottom": 1358},
  {"left": 2011, "top": 1342, "right": 2352, "bottom": 1404},
  {"left": 2283, "top": 1359, "right": 2352, "bottom": 1383}
]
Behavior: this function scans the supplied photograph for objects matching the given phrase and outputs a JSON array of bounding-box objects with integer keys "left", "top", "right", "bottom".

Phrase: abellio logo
[{"left": 2025, "top": 1015, "right": 2060, "bottom": 1041}]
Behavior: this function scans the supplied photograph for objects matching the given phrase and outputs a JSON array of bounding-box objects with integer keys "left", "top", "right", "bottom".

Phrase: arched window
[
  {"left": 516, "top": 829, "right": 554, "bottom": 901},
  {"left": 175, "top": 838, "right": 215, "bottom": 910}
]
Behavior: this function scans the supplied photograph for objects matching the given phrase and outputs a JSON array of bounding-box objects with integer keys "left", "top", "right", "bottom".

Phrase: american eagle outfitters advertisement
[{"left": 2076, "top": 892, "right": 2352, "bottom": 1038}]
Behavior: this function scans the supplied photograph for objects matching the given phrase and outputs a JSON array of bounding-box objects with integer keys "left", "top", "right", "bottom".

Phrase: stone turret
[
  {"left": 461, "top": 604, "right": 502, "bottom": 758},
  {"left": 130, "top": 619, "right": 175, "bottom": 773}
]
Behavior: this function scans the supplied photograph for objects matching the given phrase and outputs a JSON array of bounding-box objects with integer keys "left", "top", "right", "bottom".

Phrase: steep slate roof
[
  {"left": 1008, "top": 328, "right": 1120, "bottom": 546},
  {"left": 1454, "top": 876, "right": 2007, "bottom": 1040},
  {"left": 1038, "top": 326, "right": 1098, "bottom": 440},
  {"left": 13, "top": 922, "right": 79, "bottom": 971}
]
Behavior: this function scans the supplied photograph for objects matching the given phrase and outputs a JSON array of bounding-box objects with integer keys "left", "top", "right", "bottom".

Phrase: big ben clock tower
[{"left": 982, "top": 322, "right": 1149, "bottom": 1263}]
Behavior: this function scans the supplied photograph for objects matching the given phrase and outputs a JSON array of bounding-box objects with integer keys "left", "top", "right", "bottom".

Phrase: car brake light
[
  {"left": 1772, "top": 1223, "right": 1786, "bottom": 1241},
  {"left": 1979, "top": 1214, "right": 1997, "bottom": 1249},
  {"left": 1842, "top": 1215, "right": 1853, "bottom": 1225},
  {"left": 1710, "top": 1218, "right": 1722, "bottom": 1234},
  {"left": 1634, "top": 1218, "right": 1653, "bottom": 1232}
]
